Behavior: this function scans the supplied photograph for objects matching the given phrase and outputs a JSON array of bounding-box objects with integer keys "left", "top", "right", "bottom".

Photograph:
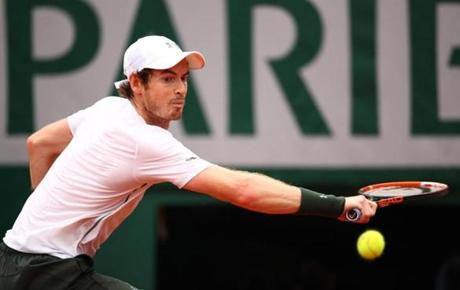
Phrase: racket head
[{"left": 359, "top": 181, "right": 449, "bottom": 201}]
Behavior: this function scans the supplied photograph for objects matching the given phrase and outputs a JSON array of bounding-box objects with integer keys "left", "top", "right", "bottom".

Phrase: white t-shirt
[{"left": 3, "top": 97, "right": 212, "bottom": 258}]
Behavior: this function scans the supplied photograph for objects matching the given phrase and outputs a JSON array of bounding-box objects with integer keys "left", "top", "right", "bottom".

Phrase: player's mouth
[{"left": 171, "top": 98, "right": 185, "bottom": 108}]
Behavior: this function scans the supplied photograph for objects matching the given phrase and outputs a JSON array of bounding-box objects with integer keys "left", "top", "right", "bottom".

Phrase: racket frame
[{"left": 346, "top": 181, "right": 449, "bottom": 222}]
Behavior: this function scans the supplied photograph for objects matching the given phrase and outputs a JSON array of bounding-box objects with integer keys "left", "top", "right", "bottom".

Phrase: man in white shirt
[{"left": 0, "top": 35, "right": 377, "bottom": 289}]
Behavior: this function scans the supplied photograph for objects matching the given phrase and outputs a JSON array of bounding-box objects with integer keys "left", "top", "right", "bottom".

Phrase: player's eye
[{"left": 163, "top": 76, "right": 176, "bottom": 83}]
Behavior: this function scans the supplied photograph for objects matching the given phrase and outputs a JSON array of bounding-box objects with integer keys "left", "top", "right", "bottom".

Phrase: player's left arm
[{"left": 27, "top": 118, "right": 73, "bottom": 189}]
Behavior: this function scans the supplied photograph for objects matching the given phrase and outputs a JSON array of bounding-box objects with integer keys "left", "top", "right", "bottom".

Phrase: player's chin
[{"left": 170, "top": 110, "right": 183, "bottom": 120}]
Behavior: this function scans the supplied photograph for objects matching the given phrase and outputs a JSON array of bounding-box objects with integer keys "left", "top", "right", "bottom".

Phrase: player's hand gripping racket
[{"left": 346, "top": 181, "right": 449, "bottom": 222}]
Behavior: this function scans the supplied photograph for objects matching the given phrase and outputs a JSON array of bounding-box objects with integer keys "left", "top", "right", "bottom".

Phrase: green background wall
[{"left": 1, "top": 0, "right": 460, "bottom": 289}]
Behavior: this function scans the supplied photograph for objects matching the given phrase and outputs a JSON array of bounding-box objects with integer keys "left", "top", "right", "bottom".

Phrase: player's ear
[{"left": 129, "top": 73, "right": 144, "bottom": 96}]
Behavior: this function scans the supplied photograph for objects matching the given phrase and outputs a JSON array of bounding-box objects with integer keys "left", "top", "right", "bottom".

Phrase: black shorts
[{"left": 0, "top": 242, "right": 139, "bottom": 290}]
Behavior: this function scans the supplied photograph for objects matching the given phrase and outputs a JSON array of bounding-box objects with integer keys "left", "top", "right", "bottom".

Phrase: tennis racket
[{"left": 346, "top": 181, "right": 449, "bottom": 222}]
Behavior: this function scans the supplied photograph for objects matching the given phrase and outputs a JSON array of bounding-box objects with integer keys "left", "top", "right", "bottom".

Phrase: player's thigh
[{"left": 86, "top": 272, "right": 140, "bottom": 290}]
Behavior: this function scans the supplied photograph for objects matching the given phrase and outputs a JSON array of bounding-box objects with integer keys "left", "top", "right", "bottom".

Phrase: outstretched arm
[
  {"left": 27, "top": 118, "right": 73, "bottom": 189},
  {"left": 183, "top": 165, "right": 377, "bottom": 223},
  {"left": 185, "top": 165, "right": 301, "bottom": 214}
]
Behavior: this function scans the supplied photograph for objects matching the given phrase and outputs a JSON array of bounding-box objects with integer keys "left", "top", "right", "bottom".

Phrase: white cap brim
[
  {"left": 141, "top": 50, "right": 205, "bottom": 71},
  {"left": 114, "top": 51, "right": 205, "bottom": 89}
]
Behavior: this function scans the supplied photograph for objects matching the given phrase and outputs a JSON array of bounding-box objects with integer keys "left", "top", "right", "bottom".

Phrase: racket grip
[{"left": 346, "top": 208, "right": 362, "bottom": 222}]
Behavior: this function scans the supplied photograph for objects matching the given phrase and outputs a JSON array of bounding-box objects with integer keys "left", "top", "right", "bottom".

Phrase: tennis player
[{"left": 0, "top": 35, "right": 377, "bottom": 289}]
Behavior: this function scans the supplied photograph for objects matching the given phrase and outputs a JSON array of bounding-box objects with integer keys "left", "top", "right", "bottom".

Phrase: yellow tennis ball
[{"left": 356, "top": 229, "right": 385, "bottom": 261}]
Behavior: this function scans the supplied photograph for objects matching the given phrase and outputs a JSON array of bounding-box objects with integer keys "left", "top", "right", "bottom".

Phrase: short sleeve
[
  {"left": 134, "top": 129, "right": 213, "bottom": 188},
  {"left": 66, "top": 97, "right": 118, "bottom": 135},
  {"left": 67, "top": 109, "right": 87, "bottom": 135}
]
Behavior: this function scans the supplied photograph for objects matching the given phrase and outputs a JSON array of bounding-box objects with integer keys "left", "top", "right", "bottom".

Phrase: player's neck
[{"left": 130, "top": 99, "right": 170, "bottom": 129}]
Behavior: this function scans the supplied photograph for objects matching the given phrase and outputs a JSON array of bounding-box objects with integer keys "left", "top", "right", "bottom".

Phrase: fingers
[
  {"left": 341, "top": 196, "right": 378, "bottom": 224},
  {"left": 357, "top": 199, "right": 377, "bottom": 224},
  {"left": 370, "top": 200, "right": 378, "bottom": 212}
]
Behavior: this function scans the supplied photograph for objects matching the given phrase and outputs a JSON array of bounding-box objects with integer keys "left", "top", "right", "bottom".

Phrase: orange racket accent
[{"left": 376, "top": 196, "right": 404, "bottom": 207}]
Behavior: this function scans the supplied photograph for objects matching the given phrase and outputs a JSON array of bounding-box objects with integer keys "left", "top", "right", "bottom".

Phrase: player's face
[{"left": 138, "top": 59, "right": 189, "bottom": 128}]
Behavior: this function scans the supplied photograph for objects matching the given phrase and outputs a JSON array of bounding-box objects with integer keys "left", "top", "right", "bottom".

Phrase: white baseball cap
[{"left": 114, "top": 35, "right": 206, "bottom": 89}]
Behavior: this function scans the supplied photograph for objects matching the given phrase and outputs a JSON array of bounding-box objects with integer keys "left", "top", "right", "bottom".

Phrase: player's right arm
[
  {"left": 184, "top": 165, "right": 301, "bottom": 214},
  {"left": 183, "top": 165, "right": 376, "bottom": 223},
  {"left": 27, "top": 118, "right": 73, "bottom": 189}
]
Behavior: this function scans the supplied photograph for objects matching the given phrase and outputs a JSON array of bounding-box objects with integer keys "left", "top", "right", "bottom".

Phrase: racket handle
[{"left": 346, "top": 208, "right": 362, "bottom": 222}]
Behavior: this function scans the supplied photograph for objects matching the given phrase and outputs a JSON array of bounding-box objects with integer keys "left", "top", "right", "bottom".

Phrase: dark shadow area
[{"left": 158, "top": 204, "right": 459, "bottom": 290}]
